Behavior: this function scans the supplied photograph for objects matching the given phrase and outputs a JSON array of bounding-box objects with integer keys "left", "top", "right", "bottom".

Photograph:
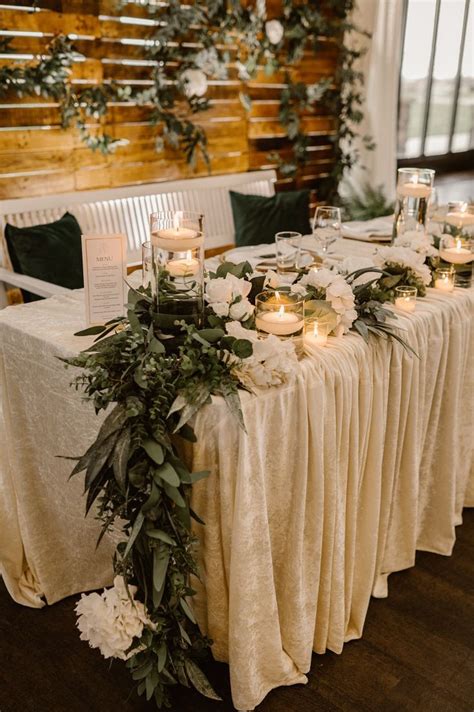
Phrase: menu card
[{"left": 81, "top": 233, "right": 127, "bottom": 326}]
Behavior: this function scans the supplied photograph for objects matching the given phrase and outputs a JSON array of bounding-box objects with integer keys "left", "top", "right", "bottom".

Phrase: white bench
[{"left": 0, "top": 169, "right": 277, "bottom": 306}]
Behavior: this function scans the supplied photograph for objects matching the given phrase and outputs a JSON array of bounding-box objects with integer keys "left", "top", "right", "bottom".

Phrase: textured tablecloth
[{"left": 1, "top": 240, "right": 473, "bottom": 710}]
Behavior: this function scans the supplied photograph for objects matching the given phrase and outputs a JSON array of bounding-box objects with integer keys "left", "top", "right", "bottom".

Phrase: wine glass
[{"left": 312, "top": 206, "right": 341, "bottom": 256}]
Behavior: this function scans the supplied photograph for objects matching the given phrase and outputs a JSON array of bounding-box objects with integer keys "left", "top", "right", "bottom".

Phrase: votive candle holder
[
  {"left": 394, "top": 286, "right": 417, "bottom": 313},
  {"left": 433, "top": 267, "right": 455, "bottom": 293},
  {"left": 255, "top": 290, "right": 304, "bottom": 356}
]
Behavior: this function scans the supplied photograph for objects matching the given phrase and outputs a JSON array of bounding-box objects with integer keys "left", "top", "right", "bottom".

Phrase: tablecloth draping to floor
[{"left": 0, "top": 241, "right": 472, "bottom": 710}]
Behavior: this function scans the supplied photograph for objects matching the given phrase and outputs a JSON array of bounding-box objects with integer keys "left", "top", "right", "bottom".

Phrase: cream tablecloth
[{"left": 0, "top": 241, "right": 473, "bottom": 710}]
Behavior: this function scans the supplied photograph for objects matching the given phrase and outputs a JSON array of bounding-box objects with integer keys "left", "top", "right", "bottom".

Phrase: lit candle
[
  {"left": 305, "top": 321, "right": 328, "bottom": 347},
  {"left": 434, "top": 270, "right": 455, "bottom": 292},
  {"left": 152, "top": 211, "right": 203, "bottom": 251},
  {"left": 166, "top": 250, "right": 200, "bottom": 278},
  {"left": 445, "top": 205, "right": 474, "bottom": 229},
  {"left": 399, "top": 176, "right": 431, "bottom": 199},
  {"left": 440, "top": 238, "right": 473, "bottom": 265},
  {"left": 395, "top": 296, "right": 416, "bottom": 313},
  {"left": 256, "top": 305, "right": 304, "bottom": 336}
]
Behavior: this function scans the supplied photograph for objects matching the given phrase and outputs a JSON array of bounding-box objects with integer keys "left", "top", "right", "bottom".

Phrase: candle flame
[
  {"left": 411, "top": 174, "right": 419, "bottom": 185},
  {"left": 173, "top": 211, "right": 183, "bottom": 231},
  {"left": 278, "top": 305, "right": 285, "bottom": 317},
  {"left": 456, "top": 238, "right": 462, "bottom": 250},
  {"left": 313, "top": 322, "right": 319, "bottom": 336}
]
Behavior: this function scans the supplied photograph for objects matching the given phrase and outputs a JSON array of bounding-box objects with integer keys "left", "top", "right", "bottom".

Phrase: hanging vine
[{"left": 0, "top": 0, "right": 371, "bottom": 199}]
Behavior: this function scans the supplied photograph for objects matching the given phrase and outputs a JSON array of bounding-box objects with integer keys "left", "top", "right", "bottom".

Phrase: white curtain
[{"left": 344, "top": 0, "right": 405, "bottom": 201}]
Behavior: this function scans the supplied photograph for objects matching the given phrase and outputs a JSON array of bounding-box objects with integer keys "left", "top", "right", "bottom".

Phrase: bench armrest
[{"left": 0, "top": 268, "right": 73, "bottom": 299}]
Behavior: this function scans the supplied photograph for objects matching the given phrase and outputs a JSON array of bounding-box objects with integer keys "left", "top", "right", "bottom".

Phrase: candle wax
[
  {"left": 434, "top": 278, "right": 454, "bottom": 292},
  {"left": 399, "top": 183, "right": 431, "bottom": 199},
  {"left": 256, "top": 309, "right": 303, "bottom": 336},
  {"left": 152, "top": 228, "right": 203, "bottom": 252},
  {"left": 395, "top": 297, "right": 416, "bottom": 313},
  {"left": 167, "top": 255, "right": 200, "bottom": 278},
  {"left": 439, "top": 247, "right": 473, "bottom": 265}
]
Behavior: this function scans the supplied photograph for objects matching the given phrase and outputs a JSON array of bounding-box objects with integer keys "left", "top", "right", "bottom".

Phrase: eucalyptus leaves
[{"left": 0, "top": 0, "right": 370, "bottom": 199}]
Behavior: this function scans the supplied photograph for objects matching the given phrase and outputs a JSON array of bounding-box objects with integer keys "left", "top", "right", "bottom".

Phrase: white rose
[
  {"left": 205, "top": 277, "right": 233, "bottom": 304},
  {"left": 229, "top": 298, "right": 254, "bottom": 321},
  {"left": 211, "top": 301, "right": 230, "bottom": 317},
  {"left": 181, "top": 68, "right": 208, "bottom": 98},
  {"left": 265, "top": 19, "right": 284, "bottom": 45}
]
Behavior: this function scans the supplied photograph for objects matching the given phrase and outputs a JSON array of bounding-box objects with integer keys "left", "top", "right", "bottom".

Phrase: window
[{"left": 398, "top": 0, "right": 473, "bottom": 164}]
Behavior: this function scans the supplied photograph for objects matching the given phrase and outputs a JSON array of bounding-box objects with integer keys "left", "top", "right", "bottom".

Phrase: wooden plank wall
[{"left": 0, "top": 1, "right": 339, "bottom": 201}]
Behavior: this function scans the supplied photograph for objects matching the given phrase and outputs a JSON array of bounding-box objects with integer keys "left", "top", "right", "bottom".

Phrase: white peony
[
  {"left": 393, "top": 231, "right": 438, "bottom": 258},
  {"left": 224, "top": 321, "right": 298, "bottom": 391},
  {"left": 338, "top": 256, "right": 379, "bottom": 287},
  {"left": 75, "top": 576, "right": 151, "bottom": 660},
  {"left": 290, "top": 283, "right": 307, "bottom": 297},
  {"left": 181, "top": 68, "right": 208, "bottom": 98},
  {"left": 300, "top": 267, "right": 334, "bottom": 290},
  {"left": 265, "top": 19, "right": 284, "bottom": 44},
  {"left": 226, "top": 272, "right": 252, "bottom": 300},
  {"left": 374, "top": 246, "right": 432, "bottom": 286},
  {"left": 229, "top": 298, "right": 254, "bottom": 321}
]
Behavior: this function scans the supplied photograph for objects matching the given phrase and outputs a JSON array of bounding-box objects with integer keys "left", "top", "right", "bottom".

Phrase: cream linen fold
[{"left": 0, "top": 278, "right": 472, "bottom": 711}]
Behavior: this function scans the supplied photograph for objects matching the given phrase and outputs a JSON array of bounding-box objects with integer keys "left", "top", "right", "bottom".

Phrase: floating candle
[
  {"left": 256, "top": 306, "right": 304, "bottom": 336},
  {"left": 166, "top": 250, "right": 200, "bottom": 278},
  {"left": 152, "top": 211, "right": 203, "bottom": 251},
  {"left": 434, "top": 277, "right": 454, "bottom": 292},
  {"left": 395, "top": 296, "right": 416, "bottom": 313},
  {"left": 439, "top": 238, "right": 473, "bottom": 265},
  {"left": 399, "top": 179, "right": 431, "bottom": 199}
]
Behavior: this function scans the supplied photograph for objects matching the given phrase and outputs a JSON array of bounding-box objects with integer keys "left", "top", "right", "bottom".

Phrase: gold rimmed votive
[{"left": 394, "top": 286, "right": 417, "bottom": 313}]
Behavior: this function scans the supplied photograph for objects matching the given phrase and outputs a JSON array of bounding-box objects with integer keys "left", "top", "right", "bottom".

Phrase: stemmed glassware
[{"left": 311, "top": 206, "right": 341, "bottom": 257}]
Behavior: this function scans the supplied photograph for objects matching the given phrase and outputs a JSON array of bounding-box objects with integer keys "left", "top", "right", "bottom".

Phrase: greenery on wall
[{"left": 0, "top": 1, "right": 370, "bottom": 199}]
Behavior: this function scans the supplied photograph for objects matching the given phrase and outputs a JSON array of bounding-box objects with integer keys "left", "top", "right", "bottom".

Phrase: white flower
[
  {"left": 264, "top": 270, "right": 297, "bottom": 289},
  {"left": 75, "top": 576, "right": 151, "bottom": 661},
  {"left": 226, "top": 320, "right": 258, "bottom": 341},
  {"left": 290, "top": 283, "right": 307, "bottom": 297},
  {"left": 265, "top": 19, "right": 284, "bottom": 44},
  {"left": 224, "top": 321, "right": 298, "bottom": 391},
  {"left": 194, "top": 47, "right": 226, "bottom": 79},
  {"left": 229, "top": 298, "right": 254, "bottom": 321},
  {"left": 393, "top": 231, "right": 438, "bottom": 258},
  {"left": 205, "top": 277, "right": 233, "bottom": 304},
  {"left": 374, "top": 246, "right": 432, "bottom": 286},
  {"left": 211, "top": 301, "right": 230, "bottom": 317},
  {"left": 181, "top": 68, "right": 208, "bottom": 98},
  {"left": 226, "top": 272, "right": 252, "bottom": 300},
  {"left": 338, "top": 256, "right": 379, "bottom": 287},
  {"left": 300, "top": 267, "right": 334, "bottom": 290}
]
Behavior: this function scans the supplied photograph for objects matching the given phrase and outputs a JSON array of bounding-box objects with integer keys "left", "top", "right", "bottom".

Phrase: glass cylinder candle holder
[
  {"left": 275, "top": 231, "right": 302, "bottom": 275},
  {"left": 433, "top": 267, "right": 455, "bottom": 293},
  {"left": 255, "top": 290, "right": 304, "bottom": 357},
  {"left": 304, "top": 318, "right": 329, "bottom": 351},
  {"left": 142, "top": 241, "right": 152, "bottom": 289},
  {"left": 150, "top": 211, "right": 205, "bottom": 334},
  {"left": 394, "top": 286, "right": 417, "bottom": 313},
  {"left": 392, "top": 167, "right": 435, "bottom": 242},
  {"left": 444, "top": 202, "right": 474, "bottom": 236}
]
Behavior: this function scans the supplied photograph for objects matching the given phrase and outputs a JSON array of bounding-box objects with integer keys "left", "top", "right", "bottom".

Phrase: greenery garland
[
  {"left": 66, "top": 248, "right": 430, "bottom": 708},
  {"left": 0, "top": 0, "right": 371, "bottom": 200}
]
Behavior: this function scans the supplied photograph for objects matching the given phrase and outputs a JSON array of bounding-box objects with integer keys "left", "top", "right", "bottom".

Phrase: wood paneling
[{"left": 0, "top": 2, "right": 341, "bottom": 199}]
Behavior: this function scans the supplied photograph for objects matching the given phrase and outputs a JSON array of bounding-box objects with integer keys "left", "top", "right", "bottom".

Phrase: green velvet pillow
[
  {"left": 5, "top": 212, "right": 83, "bottom": 302},
  {"left": 230, "top": 189, "right": 311, "bottom": 247}
]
